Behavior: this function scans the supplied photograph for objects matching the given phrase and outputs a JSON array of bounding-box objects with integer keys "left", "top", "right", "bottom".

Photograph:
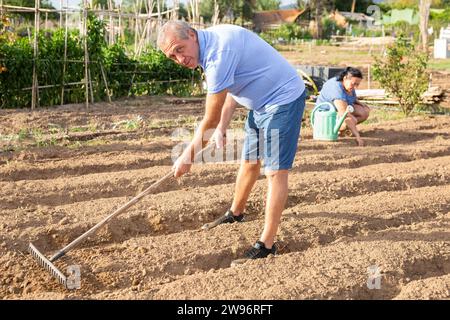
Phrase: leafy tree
[
  {"left": 200, "top": 0, "right": 256, "bottom": 24},
  {"left": 91, "top": 0, "right": 109, "bottom": 8},
  {"left": 178, "top": 2, "right": 189, "bottom": 20},
  {"left": 332, "top": 0, "right": 374, "bottom": 13},
  {"left": 255, "top": 0, "right": 280, "bottom": 11}
]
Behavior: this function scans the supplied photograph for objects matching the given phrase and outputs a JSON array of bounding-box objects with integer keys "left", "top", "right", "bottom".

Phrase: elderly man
[{"left": 157, "top": 21, "right": 305, "bottom": 265}]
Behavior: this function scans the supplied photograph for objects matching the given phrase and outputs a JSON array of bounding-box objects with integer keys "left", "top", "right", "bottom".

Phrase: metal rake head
[{"left": 29, "top": 243, "right": 67, "bottom": 288}]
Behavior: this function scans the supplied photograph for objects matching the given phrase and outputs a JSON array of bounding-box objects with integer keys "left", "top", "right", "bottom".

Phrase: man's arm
[
  {"left": 217, "top": 93, "right": 238, "bottom": 132},
  {"left": 210, "top": 93, "right": 238, "bottom": 148},
  {"left": 173, "top": 89, "right": 227, "bottom": 177},
  {"left": 189, "top": 89, "right": 228, "bottom": 157}
]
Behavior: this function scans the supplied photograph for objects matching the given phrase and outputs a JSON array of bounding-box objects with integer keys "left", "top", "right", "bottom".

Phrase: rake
[{"left": 29, "top": 143, "right": 215, "bottom": 288}]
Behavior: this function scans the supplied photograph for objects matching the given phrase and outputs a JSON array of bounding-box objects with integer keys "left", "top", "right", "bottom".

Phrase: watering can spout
[{"left": 333, "top": 105, "right": 354, "bottom": 135}]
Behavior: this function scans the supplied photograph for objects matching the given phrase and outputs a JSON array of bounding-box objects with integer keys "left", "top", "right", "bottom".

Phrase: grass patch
[
  {"left": 67, "top": 139, "right": 109, "bottom": 149},
  {"left": 17, "top": 128, "right": 29, "bottom": 141},
  {"left": 428, "top": 59, "right": 450, "bottom": 72},
  {"left": 112, "top": 116, "right": 144, "bottom": 131},
  {"left": 83, "top": 139, "right": 110, "bottom": 147},
  {"left": 69, "top": 126, "right": 90, "bottom": 133},
  {"left": 147, "top": 115, "right": 200, "bottom": 130},
  {"left": 67, "top": 141, "right": 83, "bottom": 149},
  {"left": 362, "top": 107, "right": 407, "bottom": 125}
]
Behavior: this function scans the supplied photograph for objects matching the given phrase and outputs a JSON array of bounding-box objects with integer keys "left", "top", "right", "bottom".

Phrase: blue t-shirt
[
  {"left": 315, "top": 77, "right": 357, "bottom": 107},
  {"left": 197, "top": 25, "right": 305, "bottom": 114}
]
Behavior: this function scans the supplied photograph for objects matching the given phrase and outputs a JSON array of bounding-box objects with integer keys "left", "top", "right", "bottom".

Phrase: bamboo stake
[
  {"left": 196, "top": 0, "right": 199, "bottom": 27},
  {"left": 129, "top": 15, "right": 132, "bottom": 45},
  {"left": 1, "top": 5, "right": 61, "bottom": 12},
  {"left": 143, "top": 0, "right": 148, "bottom": 15},
  {"left": 22, "top": 78, "right": 188, "bottom": 91},
  {"left": 24, "top": 82, "right": 87, "bottom": 90},
  {"left": 0, "top": 0, "right": 4, "bottom": 42},
  {"left": 88, "top": 61, "right": 94, "bottom": 103},
  {"left": 118, "top": 3, "right": 122, "bottom": 41},
  {"left": 61, "top": 0, "right": 68, "bottom": 106},
  {"left": 146, "top": 0, "right": 151, "bottom": 48},
  {"left": 88, "top": 2, "right": 94, "bottom": 103},
  {"left": 83, "top": 0, "right": 89, "bottom": 109},
  {"left": 137, "top": 0, "right": 156, "bottom": 55},
  {"left": 100, "top": 62, "right": 112, "bottom": 103},
  {"left": 59, "top": 0, "right": 62, "bottom": 28},
  {"left": 134, "top": 0, "right": 139, "bottom": 54},
  {"left": 32, "top": 0, "right": 40, "bottom": 110},
  {"left": 108, "top": 0, "right": 113, "bottom": 45},
  {"left": 156, "top": 0, "right": 161, "bottom": 34},
  {"left": 212, "top": 0, "right": 219, "bottom": 26},
  {"left": 128, "top": 64, "right": 139, "bottom": 97}
]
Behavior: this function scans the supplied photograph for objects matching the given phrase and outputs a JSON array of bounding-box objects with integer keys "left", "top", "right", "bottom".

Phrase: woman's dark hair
[{"left": 337, "top": 67, "right": 363, "bottom": 81}]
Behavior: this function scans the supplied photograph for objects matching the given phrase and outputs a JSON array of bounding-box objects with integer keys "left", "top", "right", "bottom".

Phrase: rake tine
[{"left": 29, "top": 243, "right": 67, "bottom": 288}]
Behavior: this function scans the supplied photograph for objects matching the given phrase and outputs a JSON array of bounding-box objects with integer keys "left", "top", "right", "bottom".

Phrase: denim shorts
[{"left": 242, "top": 91, "right": 306, "bottom": 173}]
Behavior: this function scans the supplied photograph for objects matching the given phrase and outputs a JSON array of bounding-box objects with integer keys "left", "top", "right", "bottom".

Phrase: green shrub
[
  {"left": 385, "top": 21, "right": 420, "bottom": 42},
  {"left": 372, "top": 37, "right": 429, "bottom": 116},
  {"left": 322, "top": 18, "right": 345, "bottom": 39}
]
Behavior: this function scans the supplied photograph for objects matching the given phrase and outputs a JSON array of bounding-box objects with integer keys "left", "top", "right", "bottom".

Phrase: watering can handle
[{"left": 310, "top": 102, "right": 335, "bottom": 128}]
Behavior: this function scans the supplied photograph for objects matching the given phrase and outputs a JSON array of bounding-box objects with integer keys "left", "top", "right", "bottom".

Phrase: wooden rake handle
[{"left": 50, "top": 143, "right": 215, "bottom": 262}]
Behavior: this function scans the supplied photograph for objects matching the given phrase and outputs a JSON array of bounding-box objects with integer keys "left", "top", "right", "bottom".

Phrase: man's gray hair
[{"left": 157, "top": 20, "right": 195, "bottom": 49}]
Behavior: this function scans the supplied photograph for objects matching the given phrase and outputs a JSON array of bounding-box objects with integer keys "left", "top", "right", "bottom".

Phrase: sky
[{"left": 50, "top": 0, "right": 298, "bottom": 10}]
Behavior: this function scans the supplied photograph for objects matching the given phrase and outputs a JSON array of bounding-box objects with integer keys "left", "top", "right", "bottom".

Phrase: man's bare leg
[
  {"left": 259, "top": 169, "right": 289, "bottom": 248},
  {"left": 230, "top": 160, "right": 261, "bottom": 215}
]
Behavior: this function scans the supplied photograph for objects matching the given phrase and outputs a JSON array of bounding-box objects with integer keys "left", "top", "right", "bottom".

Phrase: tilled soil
[{"left": 0, "top": 97, "right": 449, "bottom": 299}]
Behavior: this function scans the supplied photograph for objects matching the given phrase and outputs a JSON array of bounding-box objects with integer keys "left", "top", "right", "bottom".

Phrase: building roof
[
  {"left": 253, "top": 9, "right": 306, "bottom": 26},
  {"left": 339, "top": 11, "right": 375, "bottom": 22}
]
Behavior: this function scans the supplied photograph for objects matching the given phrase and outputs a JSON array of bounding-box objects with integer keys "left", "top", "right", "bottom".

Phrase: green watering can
[{"left": 310, "top": 102, "right": 354, "bottom": 141}]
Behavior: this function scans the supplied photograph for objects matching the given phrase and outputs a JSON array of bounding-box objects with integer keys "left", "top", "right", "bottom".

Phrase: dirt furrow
[
  {"left": 294, "top": 135, "right": 450, "bottom": 172},
  {"left": 1, "top": 100, "right": 450, "bottom": 300},
  {"left": 151, "top": 240, "right": 449, "bottom": 299},
  {"left": 1, "top": 156, "right": 449, "bottom": 253},
  {"left": 2, "top": 129, "right": 449, "bottom": 183},
  {"left": 1, "top": 152, "right": 449, "bottom": 214},
  {"left": 0, "top": 141, "right": 175, "bottom": 182},
  {"left": 2, "top": 185, "right": 447, "bottom": 299},
  {"left": 392, "top": 274, "right": 450, "bottom": 299}
]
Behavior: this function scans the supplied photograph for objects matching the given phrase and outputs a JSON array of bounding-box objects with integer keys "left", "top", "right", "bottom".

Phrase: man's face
[{"left": 161, "top": 29, "right": 199, "bottom": 69}]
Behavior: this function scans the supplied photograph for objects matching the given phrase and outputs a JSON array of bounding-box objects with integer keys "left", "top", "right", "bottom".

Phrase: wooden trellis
[{"left": 0, "top": 0, "right": 191, "bottom": 110}]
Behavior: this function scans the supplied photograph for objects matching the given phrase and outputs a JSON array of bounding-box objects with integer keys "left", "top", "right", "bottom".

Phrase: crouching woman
[{"left": 315, "top": 67, "right": 370, "bottom": 146}]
